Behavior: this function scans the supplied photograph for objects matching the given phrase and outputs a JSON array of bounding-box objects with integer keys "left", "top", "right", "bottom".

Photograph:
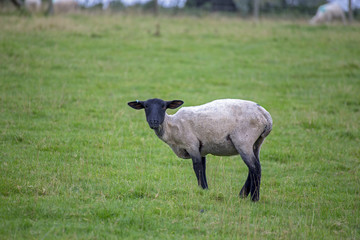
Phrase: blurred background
[{"left": 1, "top": 0, "right": 360, "bottom": 22}]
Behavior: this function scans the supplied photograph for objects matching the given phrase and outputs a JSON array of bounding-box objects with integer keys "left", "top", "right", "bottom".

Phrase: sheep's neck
[
  {"left": 154, "top": 113, "right": 171, "bottom": 140},
  {"left": 154, "top": 125, "right": 164, "bottom": 138}
]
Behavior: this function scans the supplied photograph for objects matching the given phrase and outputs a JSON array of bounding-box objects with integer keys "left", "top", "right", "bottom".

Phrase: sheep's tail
[
  {"left": 253, "top": 105, "right": 273, "bottom": 160},
  {"left": 258, "top": 106, "right": 273, "bottom": 138}
]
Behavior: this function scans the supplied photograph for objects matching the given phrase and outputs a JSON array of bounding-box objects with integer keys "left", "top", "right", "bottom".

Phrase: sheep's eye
[{"left": 145, "top": 105, "right": 149, "bottom": 109}]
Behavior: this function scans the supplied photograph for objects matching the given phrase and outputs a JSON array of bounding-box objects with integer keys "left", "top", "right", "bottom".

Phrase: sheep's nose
[
  {"left": 149, "top": 120, "right": 160, "bottom": 129},
  {"left": 150, "top": 120, "right": 159, "bottom": 124}
]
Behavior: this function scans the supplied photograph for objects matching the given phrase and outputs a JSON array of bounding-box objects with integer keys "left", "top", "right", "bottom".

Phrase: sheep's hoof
[
  {"left": 251, "top": 196, "right": 259, "bottom": 202},
  {"left": 250, "top": 192, "right": 260, "bottom": 202},
  {"left": 239, "top": 187, "right": 250, "bottom": 199}
]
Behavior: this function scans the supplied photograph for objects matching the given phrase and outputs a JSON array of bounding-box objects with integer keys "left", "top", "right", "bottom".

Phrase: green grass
[{"left": 0, "top": 13, "right": 359, "bottom": 239}]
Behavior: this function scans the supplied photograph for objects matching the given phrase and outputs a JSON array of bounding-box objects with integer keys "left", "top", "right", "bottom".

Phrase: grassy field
[{"left": 0, "top": 13, "right": 359, "bottom": 239}]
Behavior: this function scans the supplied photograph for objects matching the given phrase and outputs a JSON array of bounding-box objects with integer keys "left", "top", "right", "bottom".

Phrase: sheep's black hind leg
[
  {"left": 192, "top": 155, "right": 208, "bottom": 189},
  {"left": 247, "top": 136, "right": 265, "bottom": 201},
  {"left": 239, "top": 154, "right": 261, "bottom": 202},
  {"left": 249, "top": 159, "right": 261, "bottom": 202},
  {"left": 229, "top": 136, "right": 262, "bottom": 202},
  {"left": 239, "top": 171, "right": 251, "bottom": 198}
]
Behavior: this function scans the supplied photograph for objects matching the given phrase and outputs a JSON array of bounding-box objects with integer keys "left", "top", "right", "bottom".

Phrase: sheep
[
  {"left": 310, "top": 2, "right": 346, "bottom": 25},
  {"left": 128, "top": 98, "right": 272, "bottom": 202},
  {"left": 53, "top": 0, "right": 78, "bottom": 13}
]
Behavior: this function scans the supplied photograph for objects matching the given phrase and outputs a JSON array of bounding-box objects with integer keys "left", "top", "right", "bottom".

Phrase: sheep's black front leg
[
  {"left": 192, "top": 156, "right": 208, "bottom": 189},
  {"left": 201, "top": 157, "right": 208, "bottom": 188}
]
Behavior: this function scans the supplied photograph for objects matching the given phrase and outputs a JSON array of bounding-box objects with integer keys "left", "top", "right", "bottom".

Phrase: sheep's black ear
[
  {"left": 166, "top": 100, "right": 184, "bottom": 109},
  {"left": 128, "top": 101, "right": 145, "bottom": 110}
]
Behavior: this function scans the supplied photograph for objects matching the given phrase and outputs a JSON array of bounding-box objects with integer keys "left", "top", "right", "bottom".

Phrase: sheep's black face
[
  {"left": 128, "top": 98, "right": 184, "bottom": 130},
  {"left": 143, "top": 99, "right": 167, "bottom": 129}
]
